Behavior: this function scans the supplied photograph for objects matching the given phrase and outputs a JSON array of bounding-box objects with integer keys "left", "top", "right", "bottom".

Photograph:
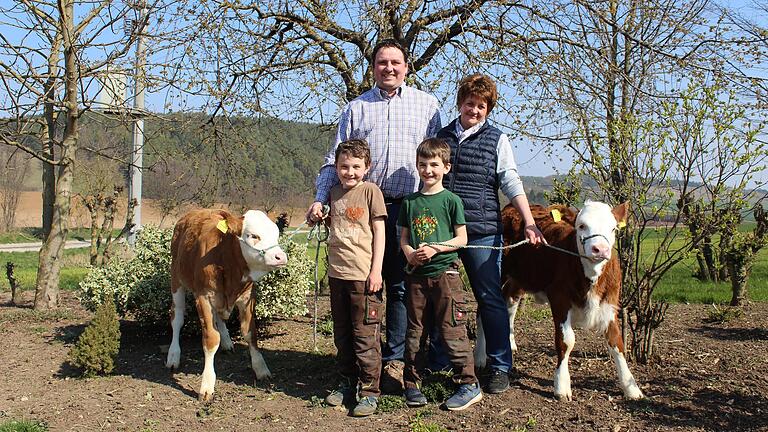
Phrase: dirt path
[{"left": 1, "top": 292, "right": 766, "bottom": 431}]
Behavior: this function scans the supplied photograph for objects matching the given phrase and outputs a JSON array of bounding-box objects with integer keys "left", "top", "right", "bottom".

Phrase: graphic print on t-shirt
[
  {"left": 412, "top": 207, "right": 438, "bottom": 242},
  {"left": 332, "top": 198, "right": 363, "bottom": 243}
]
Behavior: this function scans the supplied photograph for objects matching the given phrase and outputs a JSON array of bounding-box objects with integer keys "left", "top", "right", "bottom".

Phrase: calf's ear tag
[
  {"left": 551, "top": 209, "right": 562, "bottom": 223},
  {"left": 216, "top": 219, "right": 228, "bottom": 233},
  {"left": 617, "top": 220, "right": 627, "bottom": 229}
]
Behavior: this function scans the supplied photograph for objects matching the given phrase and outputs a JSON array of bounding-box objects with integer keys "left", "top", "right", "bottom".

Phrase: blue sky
[{"left": 2, "top": 0, "right": 766, "bottom": 178}]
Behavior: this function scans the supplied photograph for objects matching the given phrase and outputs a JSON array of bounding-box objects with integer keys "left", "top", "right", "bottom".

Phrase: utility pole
[{"left": 127, "top": 0, "right": 147, "bottom": 245}]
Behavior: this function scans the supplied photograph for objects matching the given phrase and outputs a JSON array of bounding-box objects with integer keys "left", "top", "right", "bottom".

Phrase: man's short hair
[
  {"left": 335, "top": 139, "right": 371, "bottom": 166},
  {"left": 416, "top": 138, "right": 451, "bottom": 165},
  {"left": 372, "top": 38, "right": 409, "bottom": 64},
  {"left": 457, "top": 73, "right": 498, "bottom": 114}
]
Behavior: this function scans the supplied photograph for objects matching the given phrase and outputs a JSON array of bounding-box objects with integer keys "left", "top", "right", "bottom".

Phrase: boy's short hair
[
  {"left": 335, "top": 139, "right": 371, "bottom": 166},
  {"left": 456, "top": 73, "right": 498, "bottom": 114},
  {"left": 416, "top": 138, "right": 451, "bottom": 165},
  {"left": 372, "top": 38, "right": 409, "bottom": 64}
]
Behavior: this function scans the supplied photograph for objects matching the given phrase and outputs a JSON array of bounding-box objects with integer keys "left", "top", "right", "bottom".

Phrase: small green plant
[
  {"left": 421, "top": 371, "right": 454, "bottom": 403},
  {"left": 704, "top": 304, "right": 742, "bottom": 324},
  {"left": 317, "top": 314, "right": 333, "bottom": 337},
  {"left": 377, "top": 395, "right": 406, "bottom": 413},
  {"left": 520, "top": 304, "right": 552, "bottom": 321},
  {"left": 509, "top": 416, "right": 538, "bottom": 432},
  {"left": 409, "top": 409, "right": 447, "bottom": 432},
  {"left": 68, "top": 299, "right": 121, "bottom": 377},
  {"left": 307, "top": 395, "right": 324, "bottom": 407},
  {"left": 0, "top": 419, "right": 48, "bottom": 432}
]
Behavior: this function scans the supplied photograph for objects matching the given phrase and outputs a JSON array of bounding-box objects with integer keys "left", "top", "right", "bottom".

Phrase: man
[{"left": 306, "top": 39, "right": 442, "bottom": 393}]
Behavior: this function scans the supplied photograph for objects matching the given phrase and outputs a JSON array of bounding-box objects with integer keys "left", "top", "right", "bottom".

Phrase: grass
[
  {"left": 0, "top": 419, "right": 48, "bottom": 432},
  {"left": 0, "top": 248, "right": 91, "bottom": 293},
  {"left": 0, "top": 227, "right": 119, "bottom": 244},
  {"left": 651, "top": 234, "right": 768, "bottom": 303}
]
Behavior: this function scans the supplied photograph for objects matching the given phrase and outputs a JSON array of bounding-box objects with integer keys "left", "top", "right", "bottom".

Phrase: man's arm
[
  {"left": 426, "top": 98, "right": 442, "bottom": 138},
  {"left": 306, "top": 105, "right": 353, "bottom": 223}
]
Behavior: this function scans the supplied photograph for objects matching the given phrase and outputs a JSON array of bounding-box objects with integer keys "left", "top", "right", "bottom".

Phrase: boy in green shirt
[{"left": 398, "top": 138, "right": 482, "bottom": 411}]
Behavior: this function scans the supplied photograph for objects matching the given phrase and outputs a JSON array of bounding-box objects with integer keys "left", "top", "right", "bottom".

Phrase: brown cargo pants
[
  {"left": 403, "top": 268, "right": 477, "bottom": 389},
  {"left": 329, "top": 277, "right": 383, "bottom": 397}
]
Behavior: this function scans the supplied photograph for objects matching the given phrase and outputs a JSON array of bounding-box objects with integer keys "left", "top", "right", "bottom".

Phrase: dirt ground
[{"left": 0, "top": 290, "right": 766, "bottom": 432}]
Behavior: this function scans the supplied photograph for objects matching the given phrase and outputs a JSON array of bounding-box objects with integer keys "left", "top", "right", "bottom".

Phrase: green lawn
[{"left": 0, "top": 248, "right": 91, "bottom": 293}]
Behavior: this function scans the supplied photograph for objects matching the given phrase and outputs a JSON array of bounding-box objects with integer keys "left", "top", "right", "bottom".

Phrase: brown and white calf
[
  {"left": 475, "top": 200, "right": 643, "bottom": 401},
  {"left": 165, "top": 209, "right": 287, "bottom": 402}
]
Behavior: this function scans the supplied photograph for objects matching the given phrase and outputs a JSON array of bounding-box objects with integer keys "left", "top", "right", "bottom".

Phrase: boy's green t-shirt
[{"left": 398, "top": 189, "right": 466, "bottom": 278}]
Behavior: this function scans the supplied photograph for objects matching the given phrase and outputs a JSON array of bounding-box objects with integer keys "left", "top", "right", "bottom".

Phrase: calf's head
[
  {"left": 239, "top": 210, "right": 288, "bottom": 278},
  {"left": 575, "top": 201, "right": 628, "bottom": 263}
]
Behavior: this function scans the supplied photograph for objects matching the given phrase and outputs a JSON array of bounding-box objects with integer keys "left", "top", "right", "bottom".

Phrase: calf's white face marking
[
  {"left": 575, "top": 201, "right": 619, "bottom": 281},
  {"left": 240, "top": 210, "right": 288, "bottom": 281}
]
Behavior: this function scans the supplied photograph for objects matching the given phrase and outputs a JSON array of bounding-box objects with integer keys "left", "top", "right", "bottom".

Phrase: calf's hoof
[
  {"left": 555, "top": 391, "right": 573, "bottom": 402},
  {"left": 198, "top": 391, "right": 215, "bottom": 403},
  {"left": 165, "top": 352, "right": 180, "bottom": 370},
  {"left": 624, "top": 386, "right": 644, "bottom": 400}
]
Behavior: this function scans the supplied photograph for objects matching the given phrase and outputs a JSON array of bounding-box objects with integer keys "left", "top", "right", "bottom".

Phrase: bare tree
[
  {"left": 491, "top": 0, "right": 766, "bottom": 361},
  {"left": 0, "top": 0, "right": 148, "bottom": 308}
]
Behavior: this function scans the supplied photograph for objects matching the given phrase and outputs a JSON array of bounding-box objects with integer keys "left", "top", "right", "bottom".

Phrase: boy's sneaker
[
  {"left": 351, "top": 396, "right": 377, "bottom": 417},
  {"left": 404, "top": 387, "right": 428, "bottom": 407},
  {"left": 445, "top": 382, "right": 483, "bottom": 411},
  {"left": 486, "top": 368, "right": 510, "bottom": 394},
  {"left": 380, "top": 360, "right": 404, "bottom": 394},
  {"left": 325, "top": 381, "right": 354, "bottom": 406}
]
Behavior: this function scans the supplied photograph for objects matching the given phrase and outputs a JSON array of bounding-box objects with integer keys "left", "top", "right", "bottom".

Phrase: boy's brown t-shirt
[{"left": 327, "top": 181, "right": 387, "bottom": 281}]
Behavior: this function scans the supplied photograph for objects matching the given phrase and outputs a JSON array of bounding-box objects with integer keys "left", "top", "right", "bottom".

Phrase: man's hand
[{"left": 305, "top": 201, "right": 324, "bottom": 226}]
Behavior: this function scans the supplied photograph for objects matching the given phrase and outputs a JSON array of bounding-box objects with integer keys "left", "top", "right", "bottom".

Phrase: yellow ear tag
[
  {"left": 617, "top": 220, "right": 627, "bottom": 229},
  {"left": 216, "top": 219, "right": 228, "bottom": 234},
  {"left": 551, "top": 209, "right": 562, "bottom": 223}
]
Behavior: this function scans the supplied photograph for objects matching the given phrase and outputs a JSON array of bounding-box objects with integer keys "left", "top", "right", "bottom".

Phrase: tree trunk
[
  {"left": 42, "top": 37, "right": 63, "bottom": 240},
  {"left": 729, "top": 260, "right": 750, "bottom": 306},
  {"left": 34, "top": 0, "right": 78, "bottom": 310},
  {"left": 702, "top": 238, "right": 718, "bottom": 282},
  {"left": 694, "top": 250, "right": 709, "bottom": 281}
]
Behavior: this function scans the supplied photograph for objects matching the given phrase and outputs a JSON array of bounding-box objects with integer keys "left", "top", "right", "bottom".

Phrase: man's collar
[{"left": 373, "top": 83, "right": 405, "bottom": 99}]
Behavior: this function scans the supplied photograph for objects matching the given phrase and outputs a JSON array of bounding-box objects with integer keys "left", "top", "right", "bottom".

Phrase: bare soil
[{"left": 0, "top": 290, "right": 766, "bottom": 432}]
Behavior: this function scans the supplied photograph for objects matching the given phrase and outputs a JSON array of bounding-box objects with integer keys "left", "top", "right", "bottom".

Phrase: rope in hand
[
  {"left": 404, "top": 236, "right": 602, "bottom": 274},
  {"left": 307, "top": 205, "right": 330, "bottom": 352}
]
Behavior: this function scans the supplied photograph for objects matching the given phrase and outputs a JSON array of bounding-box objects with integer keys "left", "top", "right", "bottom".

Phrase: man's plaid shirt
[{"left": 314, "top": 84, "right": 442, "bottom": 203}]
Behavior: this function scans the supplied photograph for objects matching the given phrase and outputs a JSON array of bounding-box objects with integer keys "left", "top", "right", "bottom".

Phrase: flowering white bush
[
  {"left": 78, "top": 225, "right": 311, "bottom": 326},
  {"left": 77, "top": 226, "right": 172, "bottom": 317},
  {"left": 252, "top": 240, "right": 311, "bottom": 319}
]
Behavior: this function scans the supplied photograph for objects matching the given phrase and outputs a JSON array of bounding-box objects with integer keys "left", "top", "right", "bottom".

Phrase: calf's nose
[
  {"left": 591, "top": 244, "right": 610, "bottom": 260},
  {"left": 274, "top": 251, "right": 288, "bottom": 265}
]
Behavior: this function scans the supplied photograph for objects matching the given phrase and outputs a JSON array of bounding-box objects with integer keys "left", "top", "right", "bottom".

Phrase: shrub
[
  {"left": 78, "top": 226, "right": 311, "bottom": 325},
  {"left": 251, "top": 240, "right": 311, "bottom": 319},
  {"left": 77, "top": 226, "right": 172, "bottom": 317},
  {"left": 69, "top": 299, "right": 121, "bottom": 377}
]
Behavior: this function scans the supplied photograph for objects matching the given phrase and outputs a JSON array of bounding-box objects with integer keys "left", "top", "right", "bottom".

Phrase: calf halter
[{"left": 239, "top": 237, "right": 281, "bottom": 256}]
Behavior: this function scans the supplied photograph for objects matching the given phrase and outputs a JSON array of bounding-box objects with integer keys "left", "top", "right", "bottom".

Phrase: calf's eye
[{"left": 250, "top": 234, "right": 260, "bottom": 241}]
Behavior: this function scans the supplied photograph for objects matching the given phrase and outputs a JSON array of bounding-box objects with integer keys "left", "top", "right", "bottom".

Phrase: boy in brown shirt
[{"left": 312, "top": 139, "right": 387, "bottom": 417}]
